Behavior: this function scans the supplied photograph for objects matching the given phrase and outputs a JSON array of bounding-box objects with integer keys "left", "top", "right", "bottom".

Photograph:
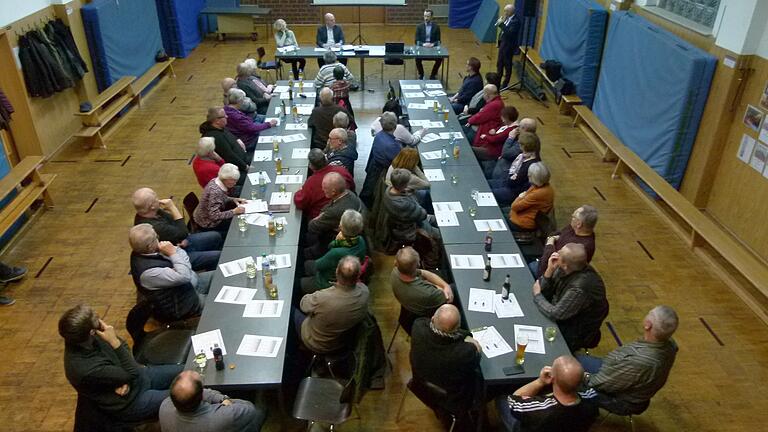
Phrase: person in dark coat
[
  {"left": 449, "top": 57, "right": 483, "bottom": 114},
  {"left": 316, "top": 13, "right": 348, "bottom": 67},
  {"left": 496, "top": 4, "right": 522, "bottom": 89},
  {"left": 414, "top": 9, "right": 443, "bottom": 80},
  {"left": 199, "top": 107, "right": 249, "bottom": 183}
]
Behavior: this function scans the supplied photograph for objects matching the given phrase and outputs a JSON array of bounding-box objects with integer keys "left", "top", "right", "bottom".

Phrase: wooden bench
[
  {"left": 520, "top": 46, "right": 582, "bottom": 114},
  {"left": 0, "top": 156, "right": 56, "bottom": 236},
  {"left": 73, "top": 76, "right": 135, "bottom": 148},
  {"left": 130, "top": 58, "right": 176, "bottom": 107},
  {"left": 572, "top": 105, "right": 768, "bottom": 323}
]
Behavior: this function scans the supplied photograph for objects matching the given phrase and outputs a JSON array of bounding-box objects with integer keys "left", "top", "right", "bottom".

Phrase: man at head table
[
  {"left": 316, "top": 13, "right": 348, "bottom": 67},
  {"left": 414, "top": 8, "right": 444, "bottom": 81}
]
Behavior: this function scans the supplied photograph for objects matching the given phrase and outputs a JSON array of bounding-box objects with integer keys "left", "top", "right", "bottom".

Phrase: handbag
[
  {"left": 554, "top": 78, "right": 575, "bottom": 105},
  {"left": 540, "top": 60, "right": 562, "bottom": 82}
]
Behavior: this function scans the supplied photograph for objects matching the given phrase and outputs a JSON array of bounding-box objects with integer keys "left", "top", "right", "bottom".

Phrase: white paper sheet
[
  {"left": 423, "top": 168, "right": 445, "bottom": 181},
  {"left": 285, "top": 123, "right": 308, "bottom": 130},
  {"left": 215, "top": 286, "right": 258, "bottom": 304},
  {"left": 409, "top": 119, "right": 431, "bottom": 127},
  {"left": 269, "top": 192, "right": 292, "bottom": 205},
  {"left": 314, "top": 47, "right": 328, "bottom": 52},
  {"left": 247, "top": 171, "right": 271, "bottom": 185},
  {"left": 407, "top": 103, "right": 429, "bottom": 110},
  {"left": 243, "top": 199, "right": 269, "bottom": 214},
  {"left": 191, "top": 329, "right": 227, "bottom": 359},
  {"left": 494, "top": 293, "right": 524, "bottom": 318},
  {"left": 424, "top": 90, "right": 447, "bottom": 97},
  {"left": 258, "top": 135, "right": 282, "bottom": 143},
  {"left": 421, "top": 150, "right": 443, "bottom": 160},
  {"left": 421, "top": 133, "right": 440, "bottom": 143},
  {"left": 473, "top": 219, "right": 507, "bottom": 232},
  {"left": 473, "top": 326, "right": 513, "bottom": 359},
  {"left": 738, "top": 134, "right": 756, "bottom": 163},
  {"left": 401, "top": 84, "right": 421, "bottom": 90},
  {"left": 252, "top": 150, "right": 273, "bottom": 162},
  {"left": 243, "top": 300, "right": 284, "bottom": 318},
  {"left": 475, "top": 192, "right": 498, "bottom": 207},
  {"left": 488, "top": 254, "right": 524, "bottom": 268},
  {"left": 282, "top": 133, "right": 307, "bottom": 143},
  {"left": 450, "top": 254, "right": 485, "bottom": 269},
  {"left": 236, "top": 335, "right": 283, "bottom": 357},
  {"left": 275, "top": 174, "right": 303, "bottom": 184},
  {"left": 404, "top": 91, "right": 425, "bottom": 98},
  {"left": 468, "top": 288, "right": 495, "bottom": 313},
  {"left": 273, "top": 85, "right": 289, "bottom": 93},
  {"left": 264, "top": 117, "right": 280, "bottom": 126},
  {"left": 750, "top": 142, "right": 768, "bottom": 173},
  {"left": 219, "top": 256, "right": 255, "bottom": 277},
  {"left": 291, "top": 148, "right": 310, "bottom": 159},
  {"left": 245, "top": 213, "right": 270, "bottom": 226},
  {"left": 256, "top": 253, "right": 292, "bottom": 270},
  {"left": 425, "top": 83, "right": 443, "bottom": 89},
  {"left": 433, "top": 201, "right": 463, "bottom": 212},
  {"left": 514, "top": 325, "right": 546, "bottom": 354},
  {"left": 435, "top": 211, "right": 460, "bottom": 227},
  {"left": 276, "top": 46, "right": 296, "bottom": 53},
  {"left": 424, "top": 121, "right": 445, "bottom": 128},
  {"left": 438, "top": 132, "right": 464, "bottom": 140},
  {"left": 296, "top": 106, "right": 313, "bottom": 115}
]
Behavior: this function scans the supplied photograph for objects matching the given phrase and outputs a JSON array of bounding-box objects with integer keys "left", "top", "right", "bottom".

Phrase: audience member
[
  {"left": 449, "top": 57, "right": 483, "bottom": 114},
  {"left": 305, "top": 172, "right": 365, "bottom": 259},
  {"left": 221, "top": 78, "right": 257, "bottom": 115},
  {"left": 490, "top": 132, "right": 541, "bottom": 206},
  {"left": 380, "top": 169, "right": 441, "bottom": 246},
  {"left": 235, "top": 63, "right": 269, "bottom": 115},
  {"left": 579, "top": 306, "right": 678, "bottom": 415},
  {"left": 294, "top": 149, "right": 354, "bottom": 219},
  {"left": 508, "top": 162, "right": 554, "bottom": 231},
  {"left": 330, "top": 65, "right": 355, "bottom": 118},
  {"left": 473, "top": 105, "right": 519, "bottom": 160},
  {"left": 496, "top": 355, "right": 598, "bottom": 432},
  {"left": 60, "top": 305, "right": 183, "bottom": 422},
  {"left": 333, "top": 111, "right": 357, "bottom": 146},
  {"left": 496, "top": 4, "right": 521, "bottom": 88},
  {"left": 385, "top": 148, "right": 429, "bottom": 190},
  {"left": 223, "top": 88, "right": 276, "bottom": 149},
  {"left": 273, "top": 19, "right": 305, "bottom": 80},
  {"left": 159, "top": 370, "right": 266, "bottom": 431},
  {"left": 370, "top": 100, "right": 427, "bottom": 146},
  {"left": 361, "top": 111, "right": 402, "bottom": 207},
  {"left": 308, "top": 88, "right": 348, "bottom": 149},
  {"left": 129, "top": 224, "right": 212, "bottom": 322},
  {"left": 132, "top": 188, "right": 222, "bottom": 272},
  {"left": 316, "top": 13, "right": 347, "bottom": 66},
  {"left": 533, "top": 243, "right": 609, "bottom": 352},
  {"left": 391, "top": 247, "right": 452, "bottom": 332},
  {"left": 199, "top": 107, "right": 249, "bottom": 177},
  {"left": 465, "top": 84, "right": 503, "bottom": 151},
  {"left": 314, "top": 51, "right": 356, "bottom": 90},
  {"left": 325, "top": 127, "right": 358, "bottom": 177},
  {"left": 533, "top": 205, "right": 597, "bottom": 278},
  {"left": 0, "top": 262, "right": 26, "bottom": 306},
  {"left": 414, "top": 9, "right": 443, "bottom": 80},
  {"left": 485, "top": 117, "right": 537, "bottom": 180},
  {"left": 296, "top": 256, "right": 369, "bottom": 353},
  {"left": 460, "top": 72, "right": 501, "bottom": 120},
  {"left": 193, "top": 164, "right": 246, "bottom": 234},
  {"left": 301, "top": 210, "right": 367, "bottom": 294},
  {"left": 192, "top": 137, "right": 225, "bottom": 188}
]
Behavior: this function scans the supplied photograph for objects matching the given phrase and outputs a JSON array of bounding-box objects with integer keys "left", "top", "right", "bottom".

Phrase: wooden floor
[{"left": 1, "top": 26, "right": 766, "bottom": 431}]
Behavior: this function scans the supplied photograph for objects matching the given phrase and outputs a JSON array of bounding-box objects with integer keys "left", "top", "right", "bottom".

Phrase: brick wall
[
  {"left": 240, "top": 0, "right": 448, "bottom": 25},
  {"left": 386, "top": 0, "right": 449, "bottom": 24}
]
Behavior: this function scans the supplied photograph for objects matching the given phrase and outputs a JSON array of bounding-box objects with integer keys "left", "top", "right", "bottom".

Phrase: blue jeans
[
  {"left": 495, "top": 396, "right": 521, "bottom": 432},
  {"left": 452, "top": 102, "right": 466, "bottom": 115},
  {"left": 528, "top": 259, "right": 539, "bottom": 277},
  {"left": 185, "top": 231, "right": 223, "bottom": 272},
  {"left": 576, "top": 353, "right": 603, "bottom": 373},
  {"left": 293, "top": 308, "right": 307, "bottom": 341},
  {"left": 488, "top": 178, "right": 515, "bottom": 207},
  {"left": 119, "top": 364, "right": 184, "bottom": 422}
]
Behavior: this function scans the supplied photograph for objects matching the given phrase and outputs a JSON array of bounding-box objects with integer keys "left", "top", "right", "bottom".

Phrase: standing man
[
  {"left": 414, "top": 9, "right": 443, "bottom": 81},
  {"left": 496, "top": 4, "right": 521, "bottom": 89},
  {"left": 316, "top": 13, "right": 347, "bottom": 67}
]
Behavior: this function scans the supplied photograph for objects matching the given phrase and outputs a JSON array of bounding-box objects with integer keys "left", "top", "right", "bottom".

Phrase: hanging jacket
[
  {"left": 18, "top": 34, "right": 55, "bottom": 98},
  {"left": 52, "top": 19, "right": 88, "bottom": 74},
  {"left": 0, "top": 89, "right": 13, "bottom": 131},
  {"left": 28, "top": 29, "right": 72, "bottom": 92},
  {"left": 37, "top": 26, "right": 74, "bottom": 87},
  {"left": 45, "top": 21, "right": 85, "bottom": 80}
]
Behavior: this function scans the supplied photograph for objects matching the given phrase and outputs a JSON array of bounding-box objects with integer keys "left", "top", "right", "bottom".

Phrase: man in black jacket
[
  {"left": 414, "top": 9, "right": 443, "bottom": 80},
  {"left": 199, "top": 107, "right": 249, "bottom": 182},
  {"left": 60, "top": 304, "right": 182, "bottom": 422},
  {"left": 316, "top": 13, "right": 347, "bottom": 67},
  {"left": 496, "top": 4, "right": 522, "bottom": 88}
]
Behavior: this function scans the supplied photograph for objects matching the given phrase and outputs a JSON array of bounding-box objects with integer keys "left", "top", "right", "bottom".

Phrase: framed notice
[
  {"left": 744, "top": 104, "right": 764, "bottom": 132},
  {"left": 760, "top": 81, "right": 768, "bottom": 110},
  {"left": 737, "top": 134, "right": 756, "bottom": 164}
]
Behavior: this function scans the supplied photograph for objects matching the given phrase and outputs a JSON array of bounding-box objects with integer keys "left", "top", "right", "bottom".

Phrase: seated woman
[
  {"left": 192, "top": 137, "right": 225, "bottom": 188},
  {"left": 221, "top": 77, "right": 257, "bottom": 116},
  {"left": 370, "top": 99, "right": 427, "bottom": 146},
  {"left": 377, "top": 168, "right": 440, "bottom": 250},
  {"left": 488, "top": 132, "right": 541, "bottom": 206},
  {"left": 385, "top": 148, "right": 431, "bottom": 210},
  {"left": 508, "top": 162, "right": 554, "bottom": 231},
  {"left": 472, "top": 105, "right": 518, "bottom": 162},
  {"left": 223, "top": 88, "right": 276, "bottom": 151},
  {"left": 464, "top": 84, "right": 502, "bottom": 145},
  {"left": 193, "top": 164, "right": 247, "bottom": 234},
  {"left": 273, "top": 19, "right": 306, "bottom": 80},
  {"left": 300, "top": 209, "right": 367, "bottom": 294}
]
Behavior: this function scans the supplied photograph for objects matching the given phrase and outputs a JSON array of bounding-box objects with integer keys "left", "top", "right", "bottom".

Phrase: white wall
[
  {"left": 714, "top": 0, "right": 768, "bottom": 55},
  {"left": 757, "top": 21, "right": 768, "bottom": 59},
  {"left": 0, "top": 0, "right": 53, "bottom": 28}
]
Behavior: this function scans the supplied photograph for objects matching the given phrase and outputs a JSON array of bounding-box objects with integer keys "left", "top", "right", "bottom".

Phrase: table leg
[
  {"left": 360, "top": 57, "right": 366, "bottom": 90},
  {"left": 446, "top": 56, "right": 450, "bottom": 90}
]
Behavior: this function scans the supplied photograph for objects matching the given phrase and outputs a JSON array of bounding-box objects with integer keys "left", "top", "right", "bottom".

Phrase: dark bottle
[
  {"left": 502, "top": 274, "right": 511, "bottom": 300},
  {"left": 484, "top": 230, "right": 493, "bottom": 252},
  {"left": 213, "top": 344, "right": 224, "bottom": 370},
  {"left": 483, "top": 257, "right": 492, "bottom": 282},
  {"left": 288, "top": 86, "right": 293, "bottom": 101}
]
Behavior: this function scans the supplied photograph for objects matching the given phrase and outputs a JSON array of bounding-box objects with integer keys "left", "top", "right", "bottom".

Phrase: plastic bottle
[{"left": 440, "top": 143, "right": 448, "bottom": 165}]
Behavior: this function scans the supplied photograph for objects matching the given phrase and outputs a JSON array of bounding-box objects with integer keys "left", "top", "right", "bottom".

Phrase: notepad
[
  {"left": 423, "top": 168, "right": 445, "bottom": 181},
  {"left": 269, "top": 192, "right": 291, "bottom": 205},
  {"left": 243, "top": 199, "right": 268, "bottom": 214},
  {"left": 424, "top": 89, "right": 447, "bottom": 97},
  {"left": 468, "top": 288, "right": 495, "bottom": 313},
  {"left": 247, "top": 171, "right": 271, "bottom": 185},
  {"left": 494, "top": 294, "right": 524, "bottom": 318},
  {"left": 215, "top": 286, "right": 257, "bottom": 305},
  {"left": 488, "top": 254, "right": 524, "bottom": 268},
  {"left": 252, "top": 150, "right": 273, "bottom": 162},
  {"left": 514, "top": 325, "right": 546, "bottom": 354},
  {"left": 421, "top": 150, "right": 442, "bottom": 160},
  {"left": 284, "top": 123, "right": 307, "bottom": 130},
  {"left": 421, "top": 133, "right": 440, "bottom": 143},
  {"left": 474, "top": 192, "right": 498, "bottom": 207},
  {"left": 282, "top": 133, "right": 306, "bottom": 143},
  {"left": 433, "top": 201, "right": 463, "bottom": 212},
  {"left": 236, "top": 335, "right": 283, "bottom": 357},
  {"left": 401, "top": 84, "right": 421, "bottom": 90},
  {"left": 191, "top": 329, "right": 227, "bottom": 360},
  {"left": 258, "top": 135, "right": 281, "bottom": 143},
  {"left": 473, "top": 219, "right": 507, "bottom": 232},
  {"left": 407, "top": 103, "right": 429, "bottom": 110},
  {"left": 473, "top": 326, "right": 513, "bottom": 359},
  {"left": 435, "top": 211, "right": 459, "bottom": 227},
  {"left": 425, "top": 83, "right": 443, "bottom": 89},
  {"left": 404, "top": 91, "right": 425, "bottom": 98},
  {"left": 245, "top": 213, "right": 270, "bottom": 226},
  {"left": 243, "top": 300, "right": 284, "bottom": 318},
  {"left": 291, "top": 148, "right": 310, "bottom": 159},
  {"left": 219, "top": 256, "right": 255, "bottom": 277},
  {"left": 450, "top": 254, "right": 485, "bottom": 269},
  {"left": 275, "top": 174, "right": 303, "bottom": 184}
]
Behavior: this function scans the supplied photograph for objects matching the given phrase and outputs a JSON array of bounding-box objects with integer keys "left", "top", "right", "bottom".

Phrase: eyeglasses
[{"left": 217, "top": 115, "right": 227, "bottom": 119}]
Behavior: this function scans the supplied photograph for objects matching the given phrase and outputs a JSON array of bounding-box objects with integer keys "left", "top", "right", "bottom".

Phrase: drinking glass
[
  {"left": 237, "top": 215, "right": 247, "bottom": 232},
  {"left": 471, "top": 189, "right": 479, "bottom": 201},
  {"left": 451, "top": 174, "right": 458, "bottom": 184},
  {"left": 468, "top": 206, "right": 477, "bottom": 217},
  {"left": 545, "top": 326, "right": 557, "bottom": 342},
  {"left": 194, "top": 351, "right": 207, "bottom": 375},
  {"left": 250, "top": 189, "right": 258, "bottom": 200},
  {"left": 515, "top": 335, "right": 529, "bottom": 365},
  {"left": 246, "top": 261, "right": 257, "bottom": 279}
]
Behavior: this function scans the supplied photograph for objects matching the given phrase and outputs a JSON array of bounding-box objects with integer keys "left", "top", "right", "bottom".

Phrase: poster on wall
[
  {"left": 744, "top": 104, "right": 764, "bottom": 132},
  {"left": 738, "top": 134, "right": 756, "bottom": 164},
  {"left": 749, "top": 142, "right": 768, "bottom": 173},
  {"left": 760, "top": 81, "right": 768, "bottom": 110},
  {"left": 760, "top": 118, "right": 768, "bottom": 144}
]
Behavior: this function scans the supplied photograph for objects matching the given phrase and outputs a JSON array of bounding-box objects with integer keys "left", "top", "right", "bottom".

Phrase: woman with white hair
[
  {"left": 274, "top": 19, "right": 306, "bottom": 80},
  {"left": 192, "top": 137, "right": 225, "bottom": 188},
  {"left": 236, "top": 62, "right": 270, "bottom": 115},
  {"left": 193, "top": 164, "right": 247, "bottom": 234},
  {"left": 223, "top": 88, "right": 276, "bottom": 150},
  {"left": 508, "top": 162, "right": 554, "bottom": 231}
]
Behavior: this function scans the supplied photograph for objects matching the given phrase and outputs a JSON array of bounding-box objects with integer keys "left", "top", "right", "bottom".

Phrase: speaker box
[{"left": 523, "top": 0, "right": 538, "bottom": 17}]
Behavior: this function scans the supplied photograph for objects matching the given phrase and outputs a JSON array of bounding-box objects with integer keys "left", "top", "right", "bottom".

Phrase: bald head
[
  {"left": 551, "top": 355, "right": 584, "bottom": 394},
  {"left": 321, "top": 171, "right": 347, "bottom": 198},
  {"left": 519, "top": 118, "right": 537, "bottom": 133},
  {"left": 433, "top": 304, "right": 461, "bottom": 333},
  {"left": 324, "top": 13, "right": 336, "bottom": 27},
  {"left": 319, "top": 87, "right": 334, "bottom": 106},
  {"left": 504, "top": 4, "right": 515, "bottom": 15},
  {"left": 335, "top": 255, "right": 361, "bottom": 287},
  {"left": 170, "top": 370, "right": 204, "bottom": 413},
  {"left": 483, "top": 84, "right": 498, "bottom": 100},
  {"left": 558, "top": 243, "right": 588, "bottom": 273},
  {"left": 132, "top": 187, "right": 157, "bottom": 214}
]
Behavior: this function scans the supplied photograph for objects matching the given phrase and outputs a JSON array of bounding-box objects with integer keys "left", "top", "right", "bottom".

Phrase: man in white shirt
[
  {"left": 496, "top": 4, "right": 521, "bottom": 88},
  {"left": 315, "top": 13, "right": 348, "bottom": 67}
]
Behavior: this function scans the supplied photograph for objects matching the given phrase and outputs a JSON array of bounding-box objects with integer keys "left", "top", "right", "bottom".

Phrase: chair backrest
[
  {"left": 408, "top": 376, "right": 451, "bottom": 411},
  {"left": 125, "top": 300, "right": 153, "bottom": 347},
  {"left": 534, "top": 208, "right": 556, "bottom": 237},
  {"left": 384, "top": 42, "right": 405, "bottom": 54},
  {"left": 183, "top": 192, "right": 200, "bottom": 231},
  {"left": 257, "top": 46, "right": 266, "bottom": 60}
]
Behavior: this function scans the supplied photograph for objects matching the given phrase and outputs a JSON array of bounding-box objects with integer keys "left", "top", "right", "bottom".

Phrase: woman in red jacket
[
  {"left": 192, "top": 137, "right": 225, "bottom": 188},
  {"left": 465, "top": 84, "right": 505, "bottom": 159},
  {"left": 473, "top": 105, "right": 519, "bottom": 161}
]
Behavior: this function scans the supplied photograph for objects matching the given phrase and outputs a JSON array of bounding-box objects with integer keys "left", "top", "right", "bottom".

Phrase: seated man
[
  {"left": 315, "top": 51, "right": 356, "bottom": 90},
  {"left": 223, "top": 88, "right": 276, "bottom": 150},
  {"left": 360, "top": 112, "right": 402, "bottom": 208},
  {"left": 449, "top": 57, "right": 483, "bottom": 114},
  {"left": 465, "top": 84, "right": 503, "bottom": 154},
  {"left": 380, "top": 169, "right": 441, "bottom": 248},
  {"left": 300, "top": 210, "right": 367, "bottom": 294},
  {"left": 391, "top": 246, "right": 452, "bottom": 333},
  {"left": 533, "top": 205, "right": 598, "bottom": 278},
  {"left": 333, "top": 111, "right": 357, "bottom": 147},
  {"left": 159, "top": 370, "right": 266, "bottom": 431},
  {"left": 60, "top": 304, "right": 183, "bottom": 422},
  {"left": 496, "top": 355, "right": 598, "bottom": 432},
  {"left": 410, "top": 305, "right": 481, "bottom": 419},
  {"left": 325, "top": 126, "right": 358, "bottom": 177},
  {"left": 579, "top": 306, "right": 679, "bottom": 415},
  {"left": 296, "top": 256, "right": 370, "bottom": 354},
  {"left": 308, "top": 88, "right": 349, "bottom": 149},
  {"left": 305, "top": 171, "right": 365, "bottom": 259},
  {"left": 235, "top": 62, "right": 270, "bottom": 115},
  {"left": 533, "top": 243, "right": 609, "bottom": 352},
  {"left": 315, "top": 13, "right": 348, "bottom": 66},
  {"left": 414, "top": 9, "right": 443, "bottom": 80},
  {"left": 129, "top": 224, "right": 213, "bottom": 322},
  {"left": 294, "top": 149, "right": 355, "bottom": 219},
  {"left": 199, "top": 107, "right": 249, "bottom": 178},
  {"left": 484, "top": 117, "right": 537, "bottom": 180},
  {"left": 221, "top": 77, "right": 257, "bottom": 116},
  {"left": 132, "top": 188, "right": 222, "bottom": 272}
]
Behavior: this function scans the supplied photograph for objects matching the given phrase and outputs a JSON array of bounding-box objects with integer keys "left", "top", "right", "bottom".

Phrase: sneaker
[
  {"left": 0, "top": 266, "right": 27, "bottom": 283},
  {"left": 0, "top": 296, "right": 15, "bottom": 306}
]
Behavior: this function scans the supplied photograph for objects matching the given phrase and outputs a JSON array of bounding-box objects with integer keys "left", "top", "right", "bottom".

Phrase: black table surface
[
  {"left": 445, "top": 243, "right": 571, "bottom": 386},
  {"left": 275, "top": 45, "right": 450, "bottom": 60},
  {"left": 185, "top": 246, "right": 297, "bottom": 390}
]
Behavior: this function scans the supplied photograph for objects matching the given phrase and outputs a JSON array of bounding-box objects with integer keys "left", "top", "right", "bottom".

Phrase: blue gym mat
[{"left": 155, "top": 0, "right": 205, "bottom": 58}]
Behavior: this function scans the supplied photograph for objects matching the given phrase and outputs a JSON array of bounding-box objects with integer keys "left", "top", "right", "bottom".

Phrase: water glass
[
  {"left": 545, "top": 326, "right": 557, "bottom": 342},
  {"left": 468, "top": 206, "right": 477, "bottom": 217},
  {"left": 237, "top": 215, "right": 247, "bottom": 232},
  {"left": 471, "top": 189, "right": 479, "bottom": 201},
  {"left": 245, "top": 261, "right": 257, "bottom": 279},
  {"left": 451, "top": 174, "right": 458, "bottom": 184},
  {"left": 250, "top": 189, "right": 258, "bottom": 200}
]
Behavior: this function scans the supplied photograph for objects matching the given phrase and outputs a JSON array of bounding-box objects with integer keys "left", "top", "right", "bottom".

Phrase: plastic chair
[
  {"left": 256, "top": 46, "right": 280, "bottom": 82},
  {"left": 292, "top": 375, "right": 359, "bottom": 430},
  {"left": 183, "top": 192, "right": 200, "bottom": 233},
  {"left": 126, "top": 300, "right": 194, "bottom": 365}
]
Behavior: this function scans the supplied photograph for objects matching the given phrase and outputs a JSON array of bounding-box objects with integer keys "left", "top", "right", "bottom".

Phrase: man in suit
[
  {"left": 496, "top": 4, "right": 521, "bottom": 89},
  {"left": 316, "top": 13, "right": 347, "bottom": 67},
  {"left": 414, "top": 9, "right": 443, "bottom": 80}
]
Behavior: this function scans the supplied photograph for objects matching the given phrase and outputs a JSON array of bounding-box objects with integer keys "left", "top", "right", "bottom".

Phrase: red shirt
[
  {"left": 468, "top": 96, "right": 504, "bottom": 156},
  {"left": 294, "top": 165, "right": 355, "bottom": 219},
  {"left": 192, "top": 157, "right": 225, "bottom": 188}
]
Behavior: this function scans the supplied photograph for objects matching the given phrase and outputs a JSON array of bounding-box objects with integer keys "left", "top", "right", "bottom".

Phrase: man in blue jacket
[{"left": 449, "top": 57, "right": 484, "bottom": 114}]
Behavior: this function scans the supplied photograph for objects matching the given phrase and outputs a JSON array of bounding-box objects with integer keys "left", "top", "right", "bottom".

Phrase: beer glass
[{"left": 515, "top": 334, "right": 529, "bottom": 365}]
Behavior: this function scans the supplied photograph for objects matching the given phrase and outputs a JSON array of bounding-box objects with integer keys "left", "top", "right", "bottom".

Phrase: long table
[
  {"left": 275, "top": 46, "right": 450, "bottom": 90},
  {"left": 399, "top": 80, "right": 570, "bottom": 387}
]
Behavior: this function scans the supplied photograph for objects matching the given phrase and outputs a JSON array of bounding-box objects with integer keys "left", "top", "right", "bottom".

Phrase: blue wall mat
[
  {"left": 470, "top": 0, "right": 500, "bottom": 43},
  {"left": 449, "top": 0, "right": 483, "bottom": 28},
  {"left": 539, "top": 0, "right": 607, "bottom": 108},
  {"left": 156, "top": 0, "right": 205, "bottom": 58},
  {"left": 592, "top": 12, "right": 716, "bottom": 190},
  {"left": 0, "top": 137, "right": 24, "bottom": 247},
  {"left": 82, "top": 0, "right": 164, "bottom": 92}
]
